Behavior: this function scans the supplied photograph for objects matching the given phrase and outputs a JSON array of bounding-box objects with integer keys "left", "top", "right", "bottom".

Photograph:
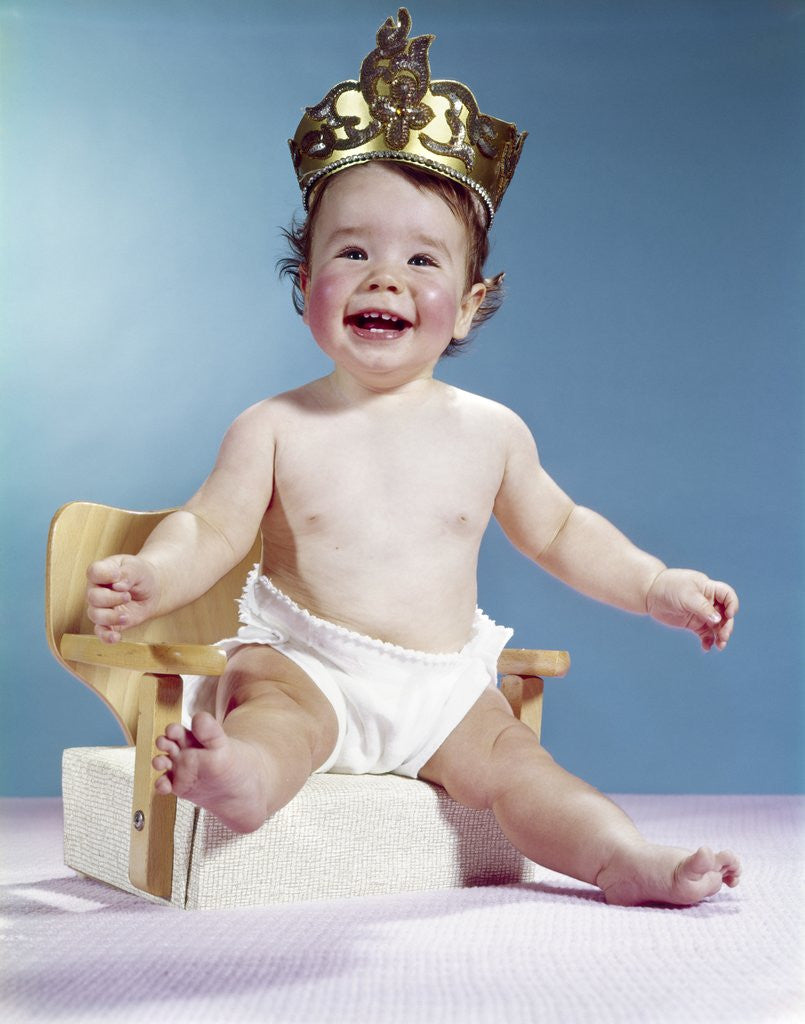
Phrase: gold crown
[{"left": 289, "top": 8, "right": 526, "bottom": 223}]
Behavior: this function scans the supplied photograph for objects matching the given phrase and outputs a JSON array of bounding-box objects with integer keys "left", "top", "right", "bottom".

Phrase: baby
[{"left": 86, "top": 9, "right": 740, "bottom": 906}]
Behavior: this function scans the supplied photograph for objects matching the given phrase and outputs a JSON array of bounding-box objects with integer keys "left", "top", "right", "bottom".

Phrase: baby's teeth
[{"left": 354, "top": 310, "right": 403, "bottom": 329}]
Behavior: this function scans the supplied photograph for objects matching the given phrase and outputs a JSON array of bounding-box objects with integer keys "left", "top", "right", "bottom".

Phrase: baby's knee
[
  {"left": 219, "top": 645, "right": 315, "bottom": 711},
  {"left": 489, "top": 718, "right": 555, "bottom": 783},
  {"left": 433, "top": 715, "right": 548, "bottom": 811},
  {"left": 218, "top": 662, "right": 285, "bottom": 717},
  {"left": 219, "top": 652, "right": 338, "bottom": 766}
]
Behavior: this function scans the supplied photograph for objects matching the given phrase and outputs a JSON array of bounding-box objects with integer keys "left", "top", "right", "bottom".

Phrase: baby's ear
[
  {"left": 454, "top": 281, "right": 486, "bottom": 340},
  {"left": 299, "top": 265, "right": 311, "bottom": 322}
]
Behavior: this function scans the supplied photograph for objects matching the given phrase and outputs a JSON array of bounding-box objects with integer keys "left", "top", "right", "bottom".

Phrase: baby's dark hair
[{"left": 278, "top": 162, "right": 504, "bottom": 356}]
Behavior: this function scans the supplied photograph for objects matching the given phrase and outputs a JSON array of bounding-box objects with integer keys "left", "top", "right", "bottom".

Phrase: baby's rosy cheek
[
  {"left": 418, "top": 285, "right": 461, "bottom": 333},
  {"left": 304, "top": 277, "right": 340, "bottom": 329}
]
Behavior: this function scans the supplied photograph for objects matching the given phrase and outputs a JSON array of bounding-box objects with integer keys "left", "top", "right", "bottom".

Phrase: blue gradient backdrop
[{"left": 1, "top": 0, "right": 801, "bottom": 795}]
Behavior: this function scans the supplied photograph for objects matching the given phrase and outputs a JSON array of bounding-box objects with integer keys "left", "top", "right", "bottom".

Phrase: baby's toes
[
  {"left": 163, "top": 722, "right": 193, "bottom": 747},
  {"left": 190, "top": 711, "right": 227, "bottom": 748},
  {"left": 152, "top": 753, "right": 173, "bottom": 774},
  {"left": 679, "top": 846, "right": 713, "bottom": 879},
  {"left": 155, "top": 735, "right": 180, "bottom": 756},
  {"left": 719, "top": 851, "right": 741, "bottom": 886},
  {"left": 154, "top": 773, "right": 174, "bottom": 795}
]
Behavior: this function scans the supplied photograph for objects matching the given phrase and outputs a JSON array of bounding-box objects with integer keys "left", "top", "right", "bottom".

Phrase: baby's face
[{"left": 300, "top": 163, "right": 485, "bottom": 388}]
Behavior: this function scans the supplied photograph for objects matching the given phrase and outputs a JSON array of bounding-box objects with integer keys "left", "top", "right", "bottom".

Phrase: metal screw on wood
[{"left": 133, "top": 810, "right": 145, "bottom": 831}]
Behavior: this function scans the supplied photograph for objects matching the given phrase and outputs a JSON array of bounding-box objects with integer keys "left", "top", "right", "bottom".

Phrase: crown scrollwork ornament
[{"left": 289, "top": 8, "right": 527, "bottom": 223}]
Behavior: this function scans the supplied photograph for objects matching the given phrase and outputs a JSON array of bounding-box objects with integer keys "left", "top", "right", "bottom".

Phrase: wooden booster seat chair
[{"left": 47, "top": 502, "right": 570, "bottom": 909}]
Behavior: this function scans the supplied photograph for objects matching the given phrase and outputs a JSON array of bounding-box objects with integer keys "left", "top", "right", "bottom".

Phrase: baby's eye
[
  {"left": 408, "top": 253, "right": 438, "bottom": 267},
  {"left": 337, "top": 247, "right": 367, "bottom": 261}
]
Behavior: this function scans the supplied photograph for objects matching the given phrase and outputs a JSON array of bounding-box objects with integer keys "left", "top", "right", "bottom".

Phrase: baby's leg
[
  {"left": 420, "top": 690, "right": 741, "bottom": 906},
  {"left": 152, "top": 645, "right": 339, "bottom": 833}
]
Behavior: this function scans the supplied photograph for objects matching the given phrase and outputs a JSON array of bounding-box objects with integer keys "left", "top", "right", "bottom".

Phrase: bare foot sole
[
  {"left": 152, "top": 711, "right": 270, "bottom": 833},
  {"left": 597, "top": 843, "right": 742, "bottom": 907}
]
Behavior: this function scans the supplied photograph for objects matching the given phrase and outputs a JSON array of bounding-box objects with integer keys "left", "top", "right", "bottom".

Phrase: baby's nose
[{"left": 367, "top": 268, "right": 402, "bottom": 293}]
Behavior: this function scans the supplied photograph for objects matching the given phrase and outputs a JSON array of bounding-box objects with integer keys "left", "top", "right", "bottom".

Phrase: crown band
[{"left": 288, "top": 8, "right": 526, "bottom": 223}]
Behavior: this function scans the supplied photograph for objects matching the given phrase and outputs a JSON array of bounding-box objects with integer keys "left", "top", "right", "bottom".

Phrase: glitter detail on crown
[{"left": 288, "top": 8, "right": 526, "bottom": 223}]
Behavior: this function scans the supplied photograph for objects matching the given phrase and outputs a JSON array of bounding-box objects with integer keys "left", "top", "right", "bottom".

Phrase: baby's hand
[
  {"left": 85, "top": 555, "right": 160, "bottom": 643},
  {"left": 645, "top": 569, "right": 738, "bottom": 651}
]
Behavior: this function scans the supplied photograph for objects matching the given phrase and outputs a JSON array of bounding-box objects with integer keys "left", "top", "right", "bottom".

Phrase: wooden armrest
[
  {"left": 59, "top": 634, "right": 227, "bottom": 677},
  {"left": 498, "top": 649, "right": 570, "bottom": 678}
]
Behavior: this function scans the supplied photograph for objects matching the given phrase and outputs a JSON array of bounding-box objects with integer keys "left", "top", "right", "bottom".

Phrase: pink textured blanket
[{"left": 1, "top": 794, "right": 802, "bottom": 1023}]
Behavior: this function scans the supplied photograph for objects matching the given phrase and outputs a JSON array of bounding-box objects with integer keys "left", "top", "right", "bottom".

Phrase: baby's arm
[
  {"left": 86, "top": 401, "right": 276, "bottom": 642},
  {"left": 493, "top": 411, "right": 737, "bottom": 650}
]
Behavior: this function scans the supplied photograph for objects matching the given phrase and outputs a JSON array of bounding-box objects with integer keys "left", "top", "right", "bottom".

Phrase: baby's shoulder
[
  {"left": 444, "top": 385, "right": 534, "bottom": 439},
  {"left": 228, "top": 382, "right": 322, "bottom": 431}
]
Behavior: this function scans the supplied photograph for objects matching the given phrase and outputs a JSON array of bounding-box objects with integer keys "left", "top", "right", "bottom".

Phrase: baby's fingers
[
  {"left": 86, "top": 583, "right": 132, "bottom": 610},
  {"left": 689, "top": 592, "right": 724, "bottom": 631},
  {"left": 707, "top": 580, "right": 738, "bottom": 651},
  {"left": 711, "top": 580, "right": 739, "bottom": 621},
  {"left": 85, "top": 575, "right": 131, "bottom": 642},
  {"left": 86, "top": 601, "right": 129, "bottom": 625},
  {"left": 714, "top": 614, "right": 735, "bottom": 651},
  {"left": 86, "top": 556, "right": 131, "bottom": 591},
  {"left": 94, "top": 623, "right": 124, "bottom": 643},
  {"left": 87, "top": 600, "right": 130, "bottom": 638}
]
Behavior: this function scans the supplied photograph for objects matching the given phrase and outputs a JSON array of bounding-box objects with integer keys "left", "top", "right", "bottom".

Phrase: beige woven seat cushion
[{"left": 62, "top": 746, "right": 538, "bottom": 909}]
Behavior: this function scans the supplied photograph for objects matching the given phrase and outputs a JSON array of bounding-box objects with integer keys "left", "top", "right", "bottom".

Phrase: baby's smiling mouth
[{"left": 346, "top": 310, "right": 412, "bottom": 335}]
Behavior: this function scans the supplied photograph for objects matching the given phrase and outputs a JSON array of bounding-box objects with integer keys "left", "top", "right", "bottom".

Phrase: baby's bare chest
[{"left": 270, "top": 414, "right": 504, "bottom": 539}]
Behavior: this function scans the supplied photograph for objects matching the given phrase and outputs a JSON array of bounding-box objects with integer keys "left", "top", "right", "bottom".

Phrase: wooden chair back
[{"left": 46, "top": 502, "right": 261, "bottom": 743}]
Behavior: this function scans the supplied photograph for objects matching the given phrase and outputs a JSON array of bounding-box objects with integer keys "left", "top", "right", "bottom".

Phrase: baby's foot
[
  {"left": 597, "top": 842, "right": 741, "bottom": 907},
  {"left": 152, "top": 712, "right": 271, "bottom": 833}
]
